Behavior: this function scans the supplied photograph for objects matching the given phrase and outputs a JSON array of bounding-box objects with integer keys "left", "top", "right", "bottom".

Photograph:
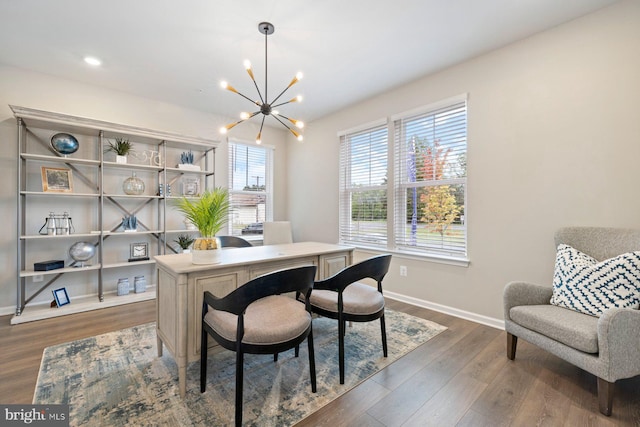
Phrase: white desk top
[{"left": 154, "top": 241, "right": 354, "bottom": 274}]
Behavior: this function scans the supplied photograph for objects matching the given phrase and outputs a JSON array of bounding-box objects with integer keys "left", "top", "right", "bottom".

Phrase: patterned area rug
[{"left": 34, "top": 310, "right": 446, "bottom": 426}]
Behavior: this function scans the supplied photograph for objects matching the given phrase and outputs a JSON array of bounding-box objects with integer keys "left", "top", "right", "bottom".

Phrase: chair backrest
[
  {"left": 263, "top": 221, "right": 293, "bottom": 245},
  {"left": 555, "top": 227, "right": 640, "bottom": 261},
  {"left": 314, "top": 254, "right": 392, "bottom": 292},
  {"left": 207, "top": 265, "right": 317, "bottom": 315},
  {"left": 218, "top": 235, "right": 252, "bottom": 248}
]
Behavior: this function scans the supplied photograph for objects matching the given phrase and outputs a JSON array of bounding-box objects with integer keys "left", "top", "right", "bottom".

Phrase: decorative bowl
[{"left": 51, "top": 133, "right": 79, "bottom": 155}]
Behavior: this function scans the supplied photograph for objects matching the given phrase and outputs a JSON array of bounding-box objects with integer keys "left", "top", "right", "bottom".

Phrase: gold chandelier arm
[
  {"left": 244, "top": 61, "right": 265, "bottom": 104},
  {"left": 271, "top": 95, "right": 302, "bottom": 109},
  {"left": 270, "top": 72, "right": 302, "bottom": 105},
  {"left": 275, "top": 113, "right": 304, "bottom": 129},
  {"left": 222, "top": 81, "right": 261, "bottom": 106},
  {"left": 256, "top": 115, "right": 266, "bottom": 144},
  {"left": 271, "top": 114, "right": 303, "bottom": 141}
]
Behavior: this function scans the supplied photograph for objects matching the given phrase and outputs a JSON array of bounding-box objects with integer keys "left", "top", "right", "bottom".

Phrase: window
[
  {"left": 338, "top": 95, "right": 467, "bottom": 261},
  {"left": 339, "top": 122, "right": 388, "bottom": 247},
  {"left": 228, "top": 141, "right": 273, "bottom": 236},
  {"left": 394, "top": 97, "right": 467, "bottom": 259}
]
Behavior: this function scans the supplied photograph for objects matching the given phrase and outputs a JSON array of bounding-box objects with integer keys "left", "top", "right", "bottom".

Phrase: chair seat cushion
[
  {"left": 510, "top": 304, "right": 599, "bottom": 353},
  {"left": 310, "top": 282, "right": 384, "bottom": 316},
  {"left": 204, "top": 295, "right": 311, "bottom": 346},
  {"left": 550, "top": 244, "right": 640, "bottom": 317}
]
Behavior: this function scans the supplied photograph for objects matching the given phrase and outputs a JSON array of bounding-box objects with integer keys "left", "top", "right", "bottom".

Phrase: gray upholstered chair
[{"left": 503, "top": 227, "right": 640, "bottom": 416}]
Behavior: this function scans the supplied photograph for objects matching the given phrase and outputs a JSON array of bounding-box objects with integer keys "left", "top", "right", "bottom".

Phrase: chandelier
[{"left": 219, "top": 22, "right": 304, "bottom": 144}]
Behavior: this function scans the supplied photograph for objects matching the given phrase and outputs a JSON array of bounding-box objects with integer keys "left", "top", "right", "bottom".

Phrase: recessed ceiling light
[{"left": 83, "top": 56, "right": 102, "bottom": 66}]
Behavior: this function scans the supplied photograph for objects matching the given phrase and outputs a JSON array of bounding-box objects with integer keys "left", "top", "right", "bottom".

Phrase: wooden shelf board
[
  {"left": 21, "top": 153, "right": 100, "bottom": 166},
  {"left": 10, "top": 286, "right": 156, "bottom": 325},
  {"left": 21, "top": 264, "right": 102, "bottom": 277},
  {"left": 102, "top": 259, "right": 156, "bottom": 269}
]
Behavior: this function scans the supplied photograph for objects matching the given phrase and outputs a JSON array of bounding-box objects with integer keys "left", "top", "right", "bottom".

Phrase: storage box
[{"left": 34, "top": 260, "right": 65, "bottom": 271}]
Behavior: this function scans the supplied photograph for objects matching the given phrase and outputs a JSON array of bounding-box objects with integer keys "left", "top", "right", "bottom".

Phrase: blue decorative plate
[{"left": 50, "top": 133, "right": 79, "bottom": 155}]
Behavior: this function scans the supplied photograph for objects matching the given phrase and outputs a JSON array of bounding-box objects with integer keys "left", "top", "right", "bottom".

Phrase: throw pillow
[{"left": 550, "top": 244, "right": 640, "bottom": 317}]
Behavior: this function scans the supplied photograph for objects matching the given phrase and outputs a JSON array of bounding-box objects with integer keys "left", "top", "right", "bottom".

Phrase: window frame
[
  {"left": 338, "top": 94, "right": 469, "bottom": 266},
  {"left": 227, "top": 140, "right": 274, "bottom": 237},
  {"left": 338, "top": 120, "right": 389, "bottom": 249}
]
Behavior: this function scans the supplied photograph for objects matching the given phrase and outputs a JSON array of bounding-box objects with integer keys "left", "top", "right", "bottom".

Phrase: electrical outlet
[
  {"left": 33, "top": 274, "right": 43, "bottom": 282},
  {"left": 400, "top": 265, "right": 408, "bottom": 277}
]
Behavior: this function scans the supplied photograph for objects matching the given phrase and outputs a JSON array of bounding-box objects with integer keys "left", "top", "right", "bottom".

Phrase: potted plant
[
  {"left": 105, "top": 137, "right": 133, "bottom": 163},
  {"left": 173, "top": 187, "right": 230, "bottom": 264},
  {"left": 173, "top": 234, "right": 195, "bottom": 253}
]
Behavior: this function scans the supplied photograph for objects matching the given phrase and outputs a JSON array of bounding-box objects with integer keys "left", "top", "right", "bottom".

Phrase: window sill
[{"left": 349, "top": 244, "right": 470, "bottom": 268}]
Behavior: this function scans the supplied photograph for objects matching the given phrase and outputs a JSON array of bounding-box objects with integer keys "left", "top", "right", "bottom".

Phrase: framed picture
[
  {"left": 129, "top": 242, "right": 150, "bottom": 262},
  {"left": 41, "top": 167, "right": 73, "bottom": 193},
  {"left": 52, "top": 287, "right": 70, "bottom": 307}
]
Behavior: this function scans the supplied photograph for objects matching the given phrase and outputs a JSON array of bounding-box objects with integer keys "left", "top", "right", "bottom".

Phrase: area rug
[{"left": 34, "top": 309, "right": 446, "bottom": 426}]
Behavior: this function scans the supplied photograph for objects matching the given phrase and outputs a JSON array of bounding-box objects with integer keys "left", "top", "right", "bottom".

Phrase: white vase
[
  {"left": 116, "top": 155, "right": 127, "bottom": 164},
  {"left": 191, "top": 237, "right": 219, "bottom": 264}
]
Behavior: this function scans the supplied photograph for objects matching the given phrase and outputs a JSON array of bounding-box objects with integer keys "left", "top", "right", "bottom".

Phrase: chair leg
[
  {"left": 235, "top": 351, "right": 244, "bottom": 427},
  {"left": 307, "top": 329, "right": 317, "bottom": 393},
  {"left": 339, "top": 318, "right": 346, "bottom": 384},
  {"left": 295, "top": 344, "right": 300, "bottom": 357},
  {"left": 274, "top": 353, "right": 278, "bottom": 362},
  {"left": 597, "top": 377, "right": 614, "bottom": 416},
  {"left": 380, "top": 314, "right": 388, "bottom": 357},
  {"left": 506, "top": 332, "right": 517, "bottom": 360},
  {"left": 200, "top": 327, "right": 208, "bottom": 392}
]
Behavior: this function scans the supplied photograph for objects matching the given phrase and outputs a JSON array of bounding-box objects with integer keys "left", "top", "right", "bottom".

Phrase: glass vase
[{"left": 123, "top": 172, "right": 145, "bottom": 195}]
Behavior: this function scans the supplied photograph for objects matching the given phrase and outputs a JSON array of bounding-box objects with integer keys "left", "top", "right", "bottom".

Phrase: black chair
[
  {"left": 201, "top": 265, "right": 317, "bottom": 427},
  {"left": 309, "top": 254, "right": 392, "bottom": 384},
  {"left": 218, "top": 235, "right": 252, "bottom": 248}
]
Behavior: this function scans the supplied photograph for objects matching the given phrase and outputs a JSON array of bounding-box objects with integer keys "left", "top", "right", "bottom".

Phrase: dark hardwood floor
[{"left": 1, "top": 299, "right": 638, "bottom": 426}]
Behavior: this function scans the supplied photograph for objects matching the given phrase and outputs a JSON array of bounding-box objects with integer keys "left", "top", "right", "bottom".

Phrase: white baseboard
[
  {"left": 0, "top": 305, "right": 15, "bottom": 317},
  {"left": 385, "top": 290, "right": 505, "bottom": 330}
]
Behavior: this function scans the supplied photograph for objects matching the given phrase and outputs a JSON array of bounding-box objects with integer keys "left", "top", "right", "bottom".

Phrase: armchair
[{"left": 503, "top": 227, "right": 640, "bottom": 416}]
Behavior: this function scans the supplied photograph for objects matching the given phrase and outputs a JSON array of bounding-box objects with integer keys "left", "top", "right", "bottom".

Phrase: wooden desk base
[{"left": 154, "top": 242, "right": 353, "bottom": 397}]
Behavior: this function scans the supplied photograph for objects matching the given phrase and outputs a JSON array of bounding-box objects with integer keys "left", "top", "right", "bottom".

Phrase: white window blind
[
  {"left": 394, "top": 100, "right": 467, "bottom": 257},
  {"left": 339, "top": 123, "right": 388, "bottom": 247},
  {"left": 228, "top": 141, "right": 273, "bottom": 236}
]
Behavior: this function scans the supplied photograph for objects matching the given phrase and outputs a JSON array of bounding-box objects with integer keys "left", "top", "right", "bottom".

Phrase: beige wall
[
  {"left": 2, "top": 1, "right": 638, "bottom": 323},
  {"left": 0, "top": 66, "right": 289, "bottom": 314},
  {"left": 288, "top": 0, "right": 640, "bottom": 324}
]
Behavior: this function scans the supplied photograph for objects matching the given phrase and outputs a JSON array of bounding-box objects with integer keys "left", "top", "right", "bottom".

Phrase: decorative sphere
[
  {"left": 69, "top": 241, "right": 96, "bottom": 262},
  {"left": 123, "top": 172, "right": 145, "bottom": 195},
  {"left": 50, "top": 133, "right": 79, "bottom": 155}
]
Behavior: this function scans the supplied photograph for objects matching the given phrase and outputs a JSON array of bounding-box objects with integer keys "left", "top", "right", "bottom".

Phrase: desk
[{"left": 154, "top": 241, "right": 354, "bottom": 397}]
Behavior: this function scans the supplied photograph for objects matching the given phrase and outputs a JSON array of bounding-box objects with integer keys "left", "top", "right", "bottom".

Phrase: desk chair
[
  {"left": 218, "top": 235, "right": 252, "bottom": 248},
  {"left": 201, "top": 265, "right": 317, "bottom": 427},
  {"left": 309, "top": 254, "right": 392, "bottom": 384}
]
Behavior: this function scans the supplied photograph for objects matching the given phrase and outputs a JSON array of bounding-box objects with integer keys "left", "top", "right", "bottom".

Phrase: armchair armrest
[
  {"left": 503, "top": 281, "right": 553, "bottom": 321},
  {"left": 597, "top": 308, "right": 640, "bottom": 381}
]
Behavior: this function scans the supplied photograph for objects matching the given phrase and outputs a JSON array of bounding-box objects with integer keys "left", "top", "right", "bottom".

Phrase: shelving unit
[{"left": 11, "top": 105, "right": 219, "bottom": 324}]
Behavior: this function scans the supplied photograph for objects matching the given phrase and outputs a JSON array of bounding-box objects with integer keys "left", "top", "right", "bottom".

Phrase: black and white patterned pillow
[{"left": 550, "top": 244, "right": 640, "bottom": 317}]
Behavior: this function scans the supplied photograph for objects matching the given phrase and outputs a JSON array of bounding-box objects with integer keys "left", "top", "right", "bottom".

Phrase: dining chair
[
  {"left": 309, "top": 254, "right": 392, "bottom": 384},
  {"left": 200, "top": 265, "right": 317, "bottom": 427},
  {"left": 263, "top": 221, "right": 293, "bottom": 245},
  {"left": 218, "top": 235, "right": 253, "bottom": 248}
]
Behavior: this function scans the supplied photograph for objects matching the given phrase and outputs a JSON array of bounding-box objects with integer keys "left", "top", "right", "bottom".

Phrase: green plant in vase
[
  {"left": 105, "top": 137, "right": 133, "bottom": 163},
  {"left": 173, "top": 234, "right": 195, "bottom": 252},
  {"left": 172, "top": 188, "right": 230, "bottom": 264}
]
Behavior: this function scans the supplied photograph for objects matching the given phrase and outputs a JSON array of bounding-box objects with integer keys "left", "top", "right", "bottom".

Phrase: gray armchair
[{"left": 503, "top": 227, "right": 640, "bottom": 416}]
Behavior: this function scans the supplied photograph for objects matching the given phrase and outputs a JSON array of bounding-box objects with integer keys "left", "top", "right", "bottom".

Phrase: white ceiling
[{"left": 0, "top": 0, "right": 619, "bottom": 123}]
